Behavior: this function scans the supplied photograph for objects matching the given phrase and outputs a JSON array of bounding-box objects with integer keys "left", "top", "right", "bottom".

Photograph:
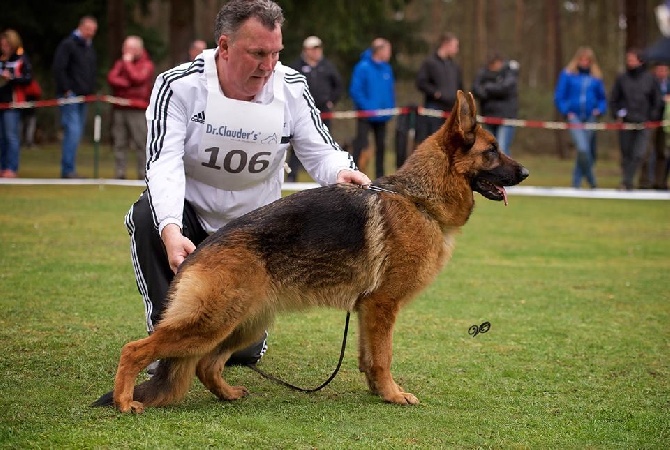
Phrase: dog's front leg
[{"left": 357, "top": 298, "right": 419, "bottom": 405}]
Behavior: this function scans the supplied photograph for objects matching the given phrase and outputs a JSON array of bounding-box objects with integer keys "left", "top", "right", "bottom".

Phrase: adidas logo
[{"left": 190, "top": 111, "right": 205, "bottom": 123}]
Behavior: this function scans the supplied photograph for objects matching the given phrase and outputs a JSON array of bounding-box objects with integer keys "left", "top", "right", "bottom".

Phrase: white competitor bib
[{"left": 184, "top": 49, "right": 286, "bottom": 191}]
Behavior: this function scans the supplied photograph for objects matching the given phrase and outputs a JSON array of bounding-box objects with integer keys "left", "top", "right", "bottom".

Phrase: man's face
[
  {"left": 654, "top": 65, "right": 670, "bottom": 80},
  {"left": 445, "top": 39, "right": 459, "bottom": 56},
  {"left": 79, "top": 20, "right": 97, "bottom": 41},
  {"left": 378, "top": 44, "right": 392, "bottom": 62},
  {"left": 218, "top": 17, "right": 283, "bottom": 100},
  {"left": 122, "top": 40, "right": 141, "bottom": 59},
  {"left": 303, "top": 46, "right": 323, "bottom": 62},
  {"left": 625, "top": 52, "right": 641, "bottom": 69}
]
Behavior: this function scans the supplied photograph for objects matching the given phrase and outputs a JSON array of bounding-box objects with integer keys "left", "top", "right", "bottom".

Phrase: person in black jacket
[
  {"left": 610, "top": 48, "right": 663, "bottom": 190},
  {"left": 52, "top": 16, "right": 98, "bottom": 179},
  {"left": 639, "top": 63, "right": 670, "bottom": 189},
  {"left": 286, "top": 36, "right": 343, "bottom": 181},
  {"left": 472, "top": 52, "right": 519, "bottom": 156},
  {"left": 415, "top": 32, "right": 463, "bottom": 145}
]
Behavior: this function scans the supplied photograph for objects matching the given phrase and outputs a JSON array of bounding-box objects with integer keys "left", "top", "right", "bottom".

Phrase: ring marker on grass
[{"left": 468, "top": 321, "right": 491, "bottom": 337}]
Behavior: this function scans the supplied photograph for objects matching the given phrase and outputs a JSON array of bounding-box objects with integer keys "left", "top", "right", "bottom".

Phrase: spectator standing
[
  {"left": 125, "top": 0, "right": 369, "bottom": 372},
  {"left": 0, "top": 29, "right": 33, "bottom": 178},
  {"left": 415, "top": 32, "right": 462, "bottom": 145},
  {"left": 639, "top": 63, "right": 670, "bottom": 189},
  {"left": 287, "top": 35, "right": 343, "bottom": 181},
  {"left": 610, "top": 48, "right": 663, "bottom": 190},
  {"left": 188, "top": 39, "right": 207, "bottom": 62},
  {"left": 349, "top": 38, "right": 395, "bottom": 178},
  {"left": 554, "top": 46, "right": 608, "bottom": 189},
  {"left": 472, "top": 52, "right": 520, "bottom": 156},
  {"left": 107, "top": 36, "right": 155, "bottom": 180},
  {"left": 52, "top": 16, "right": 98, "bottom": 179}
]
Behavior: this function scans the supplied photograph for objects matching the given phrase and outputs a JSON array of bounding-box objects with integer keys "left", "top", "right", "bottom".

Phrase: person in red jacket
[{"left": 107, "top": 35, "right": 155, "bottom": 179}]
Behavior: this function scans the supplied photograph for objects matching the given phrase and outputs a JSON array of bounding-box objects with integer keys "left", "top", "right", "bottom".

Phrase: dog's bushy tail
[{"left": 91, "top": 357, "right": 198, "bottom": 408}]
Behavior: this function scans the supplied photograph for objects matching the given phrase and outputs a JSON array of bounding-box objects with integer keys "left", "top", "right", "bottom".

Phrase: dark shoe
[
  {"left": 146, "top": 360, "right": 159, "bottom": 376},
  {"left": 226, "top": 332, "right": 268, "bottom": 366}
]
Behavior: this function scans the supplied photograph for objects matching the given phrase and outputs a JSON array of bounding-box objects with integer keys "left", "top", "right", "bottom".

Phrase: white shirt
[{"left": 144, "top": 49, "right": 355, "bottom": 234}]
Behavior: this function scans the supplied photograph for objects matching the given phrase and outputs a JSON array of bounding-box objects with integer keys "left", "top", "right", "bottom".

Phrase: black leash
[{"left": 246, "top": 312, "right": 351, "bottom": 393}]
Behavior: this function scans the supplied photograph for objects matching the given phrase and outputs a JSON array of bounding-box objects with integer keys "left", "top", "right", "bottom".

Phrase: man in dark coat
[
  {"left": 610, "top": 48, "right": 663, "bottom": 190},
  {"left": 415, "top": 32, "right": 463, "bottom": 145},
  {"left": 287, "top": 36, "right": 343, "bottom": 181},
  {"left": 52, "top": 16, "right": 98, "bottom": 179}
]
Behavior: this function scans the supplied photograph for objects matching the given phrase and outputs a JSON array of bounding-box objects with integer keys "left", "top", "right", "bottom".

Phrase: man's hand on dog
[
  {"left": 162, "top": 224, "right": 196, "bottom": 273},
  {"left": 160, "top": 170, "right": 368, "bottom": 274},
  {"left": 337, "top": 169, "right": 371, "bottom": 186}
]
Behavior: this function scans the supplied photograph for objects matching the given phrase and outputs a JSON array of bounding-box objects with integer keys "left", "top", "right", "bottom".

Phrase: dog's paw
[
  {"left": 219, "top": 385, "right": 249, "bottom": 401},
  {"left": 129, "top": 401, "right": 145, "bottom": 414},
  {"left": 383, "top": 391, "right": 420, "bottom": 405},
  {"left": 116, "top": 400, "right": 145, "bottom": 414}
]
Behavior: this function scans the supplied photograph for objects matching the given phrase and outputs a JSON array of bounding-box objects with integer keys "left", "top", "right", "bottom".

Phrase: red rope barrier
[{"left": 0, "top": 95, "right": 664, "bottom": 130}]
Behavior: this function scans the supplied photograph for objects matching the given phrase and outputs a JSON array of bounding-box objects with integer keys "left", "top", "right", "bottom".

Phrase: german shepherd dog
[{"left": 93, "top": 91, "right": 528, "bottom": 413}]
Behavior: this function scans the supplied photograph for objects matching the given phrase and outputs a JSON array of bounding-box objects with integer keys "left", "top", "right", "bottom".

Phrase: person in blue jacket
[
  {"left": 349, "top": 38, "right": 395, "bottom": 179},
  {"left": 554, "top": 46, "right": 608, "bottom": 189}
]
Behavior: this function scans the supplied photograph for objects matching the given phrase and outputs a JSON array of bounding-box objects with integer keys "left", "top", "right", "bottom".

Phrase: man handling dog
[
  {"left": 95, "top": 0, "right": 528, "bottom": 415},
  {"left": 124, "top": 0, "right": 370, "bottom": 374}
]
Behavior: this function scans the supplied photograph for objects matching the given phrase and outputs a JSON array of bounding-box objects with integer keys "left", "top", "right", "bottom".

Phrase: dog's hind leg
[
  {"left": 113, "top": 333, "right": 163, "bottom": 413},
  {"left": 196, "top": 324, "right": 268, "bottom": 401},
  {"left": 357, "top": 297, "right": 419, "bottom": 405},
  {"left": 112, "top": 326, "right": 224, "bottom": 413}
]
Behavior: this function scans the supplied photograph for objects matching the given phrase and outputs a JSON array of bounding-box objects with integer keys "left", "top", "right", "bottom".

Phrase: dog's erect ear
[{"left": 453, "top": 90, "right": 477, "bottom": 147}]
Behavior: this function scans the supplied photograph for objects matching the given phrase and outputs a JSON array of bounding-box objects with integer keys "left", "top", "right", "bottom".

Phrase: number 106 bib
[{"left": 184, "top": 49, "right": 286, "bottom": 191}]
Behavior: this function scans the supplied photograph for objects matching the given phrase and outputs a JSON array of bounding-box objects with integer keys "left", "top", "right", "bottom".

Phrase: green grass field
[{"left": 1, "top": 147, "right": 669, "bottom": 448}]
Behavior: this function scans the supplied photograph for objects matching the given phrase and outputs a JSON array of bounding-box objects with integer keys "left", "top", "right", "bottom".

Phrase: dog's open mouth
[{"left": 472, "top": 178, "right": 508, "bottom": 205}]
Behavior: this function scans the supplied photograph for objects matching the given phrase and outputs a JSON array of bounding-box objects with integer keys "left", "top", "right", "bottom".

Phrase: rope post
[{"left": 93, "top": 97, "right": 102, "bottom": 179}]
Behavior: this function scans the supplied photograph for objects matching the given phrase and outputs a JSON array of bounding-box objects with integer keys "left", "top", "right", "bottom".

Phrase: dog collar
[{"left": 362, "top": 184, "right": 396, "bottom": 194}]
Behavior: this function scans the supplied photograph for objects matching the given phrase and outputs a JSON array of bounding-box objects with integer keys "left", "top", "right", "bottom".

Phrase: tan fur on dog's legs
[
  {"left": 196, "top": 350, "right": 249, "bottom": 401},
  {"left": 357, "top": 298, "right": 419, "bottom": 405},
  {"left": 113, "top": 326, "right": 223, "bottom": 413},
  {"left": 113, "top": 335, "right": 161, "bottom": 413},
  {"left": 196, "top": 325, "right": 269, "bottom": 401}
]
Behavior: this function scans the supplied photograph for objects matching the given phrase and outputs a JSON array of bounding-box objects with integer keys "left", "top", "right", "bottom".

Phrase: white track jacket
[{"left": 144, "top": 49, "right": 355, "bottom": 234}]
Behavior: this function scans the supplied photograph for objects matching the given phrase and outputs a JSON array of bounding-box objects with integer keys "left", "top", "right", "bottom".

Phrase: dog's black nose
[{"left": 519, "top": 166, "right": 529, "bottom": 180}]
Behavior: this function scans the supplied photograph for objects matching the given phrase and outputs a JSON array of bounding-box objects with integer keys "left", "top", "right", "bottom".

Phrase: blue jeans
[
  {"left": 59, "top": 95, "right": 88, "bottom": 177},
  {"left": 0, "top": 109, "right": 22, "bottom": 172},
  {"left": 568, "top": 116, "right": 597, "bottom": 188},
  {"left": 483, "top": 123, "right": 516, "bottom": 156}
]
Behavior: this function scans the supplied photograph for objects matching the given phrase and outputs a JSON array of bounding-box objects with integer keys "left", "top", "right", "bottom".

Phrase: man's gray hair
[{"left": 214, "top": 0, "right": 285, "bottom": 42}]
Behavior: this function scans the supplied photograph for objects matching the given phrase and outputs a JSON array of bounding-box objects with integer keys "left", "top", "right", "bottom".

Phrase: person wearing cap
[{"left": 287, "top": 35, "right": 343, "bottom": 181}]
